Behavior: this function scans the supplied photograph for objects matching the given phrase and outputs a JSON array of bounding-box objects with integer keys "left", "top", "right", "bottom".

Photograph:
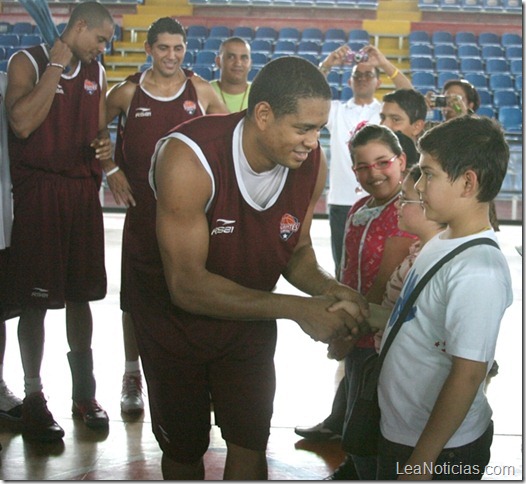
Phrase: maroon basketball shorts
[
  {"left": 130, "top": 266, "right": 278, "bottom": 463},
  {"left": 8, "top": 175, "right": 106, "bottom": 309}
]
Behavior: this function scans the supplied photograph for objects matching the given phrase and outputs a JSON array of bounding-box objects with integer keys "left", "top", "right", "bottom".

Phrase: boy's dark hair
[
  {"left": 348, "top": 124, "right": 403, "bottom": 164},
  {"left": 395, "top": 130, "right": 419, "bottom": 169},
  {"left": 443, "top": 79, "right": 481, "bottom": 112},
  {"left": 247, "top": 56, "right": 331, "bottom": 118},
  {"left": 383, "top": 89, "right": 428, "bottom": 124},
  {"left": 147, "top": 17, "right": 186, "bottom": 46},
  {"left": 417, "top": 115, "right": 509, "bottom": 202},
  {"left": 67, "top": 1, "right": 114, "bottom": 30},
  {"left": 407, "top": 163, "right": 422, "bottom": 184}
]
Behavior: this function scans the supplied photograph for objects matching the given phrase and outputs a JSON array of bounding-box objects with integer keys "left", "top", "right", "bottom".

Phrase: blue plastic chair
[
  {"left": 254, "top": 27, "right": 277, "bottom": 42},
  {"left": 478, "top": 32, "right": 500, "bottom": 47},
  {"left": 510, "top": 59, "right": 522, "bottom": 75},
  {"left": 457, "top": 44, "right": 480, "bottom": 58},
  {"left": 485, "top": 58, "right": 509, "bottom": 74},
  {"left": 500, "top": 33, "right": 522, "bottom": 47},
  {"left": 191, "top": 66, "right": 213, "bottom": 80},
  {"left": 297, "top": 41, "right": 320, "bottom": 54},
  {"left": 187, "top": 25, "right": 208, "bottom": 40},
  {"left": 301, "top": 28, "right": 323, "bottom": 43},
  {"left": 348, "top": 29, "right": 369, "bottom": 44},
  {"left": 250, "top": 39, "right": 272, "bottom": 54},
  {"left": 409, "top": 31, "right": 431, "bottom": 44},
  {"left": 321, "top": 41, "right": 344, "bottom": 55},
  {"left": 327, "top": 70, "right": 341, "bottom": 86},
  {"left": 203, "top": 38, "right": 222, "bottom": 51},
  {"left": 476, "top": 106, "right": 495, "bottom": 118},
  {"left": 186, "top": 38, "right": 202, "bottom": 53},
  {"left": 183, "top": 51, "right": 194, "bottom": 67},
  {"left": 12, "top": 22, "right": 33, "bottom": 35},
  {"left": 436, "top": 56, "right": 460, "bottom": 72},
  {"left": 464, "top": 72, "right": 488, "bottom": 88},
  {"left": 434, "top": 44, "right": 456, "bottom": 57},
  {"left": 505, "top": 46, "right": 522, "bottom": 60},
  {"left": 0, "top": 34, "right": 20, "bottom": 46},
  {"left": 439, "top": 0, "right": 461, "bottom": 10},
  {"left": 498, "top": 106, "right": 522, "bottom": 132},
  {"left": 324, "top": 28, "right": 346, "bottom": 43},
  {"left": 250, "top": 52, "right": 268, "bottom": 67},
  {"left": 514, "top": 74, "right": 522, "bottom": 92},
  {"left": 418, "top": 0, "right": 440, "bottom": 10},
  {"left": 194, "top": 50, "right": 217, "bottom": 67},
  {"left": 248, "top": 67, "right": 260, "bottom": 81},
  {"left": 232, "top": 26, "right": 254, "bottom": 41},
  {"left": 460, "top": 57, "right": 485, "bottom": 74},
  {"left": 411, "top": 71, "right": 436, "bottom": 90},
  {"left": 489, "top": 73, "right": 514, "bottom": 90},
  {"left": 274, "top": 40, "right": 296, "bottom": 54},
  {"left": 455, "top": 31, "right": 477, "bottom": 45},
  {"left": 19, "top": 34, "right": 42, "bottom": 48},
  {"left": 208, "top": 26, "right": 230, "bottom": 40},
  {"left": 493, "top": 90, "right": 518, "bottom": 108},
  {"left": 481, "top": 45, "right": 506, "bottom": 59},
  {"left": 460, "top": 0, "right": 483, "bottom": 11},
  {"left": 432, "top": 31, "right": 454, "bottom": 45},
  {"left": 297, "top": 52, "right": 319, "bottom": 64},
  {"left": 340, "top": 86, "right": 353, "bottom": 101},
  {"left": 410, "top": 56, "right": 434, "bottom": 71},
  {"left": 278, "top": 28, "right": 300, "bottom": 42},
  {"left": 410, "top": 44, "right": 433, "bottom": 56},
  {"left": 437, "top": 71, "right": 460, "bottom": 86},
  {"left": 477, "top": 89, "right": 492, "bottom": 106}
]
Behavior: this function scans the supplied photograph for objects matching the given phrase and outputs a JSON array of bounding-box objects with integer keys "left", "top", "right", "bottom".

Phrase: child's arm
[{"left": 399, "top": 356, "right": 488, "bottom": 480}]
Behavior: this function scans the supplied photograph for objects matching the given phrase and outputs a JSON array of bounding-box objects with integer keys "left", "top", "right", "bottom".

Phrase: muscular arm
[
  {"left": 155, "top": 139, "right": 366, "bottom": 342},
  {"left": 190, "top": 75, "right": 229, "bottom": 114},
  {"left": 6, "top": 40, "right": 72, "bottom": 138},
  {"left": 400, "top": 356, "right": 488, "bottom": 480}
]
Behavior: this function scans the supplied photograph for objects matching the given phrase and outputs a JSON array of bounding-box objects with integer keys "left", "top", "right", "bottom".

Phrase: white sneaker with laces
[
  {"left": 120, "top": 373, "right": 144, "bottom": 415},
  {"left": 0, "top": 382, "right": 23, "bottom": 421}
]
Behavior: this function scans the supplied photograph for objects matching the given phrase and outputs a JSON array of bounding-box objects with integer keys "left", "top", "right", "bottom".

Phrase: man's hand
[
  {"left": 105, "top": 168, "right": 136, "bottom": 207},
  {"left": 327, "top": 335, "right": 356, "bottom": 360},
  {"left": 91, "top": 136, "right": 113, "bottom": 160}
]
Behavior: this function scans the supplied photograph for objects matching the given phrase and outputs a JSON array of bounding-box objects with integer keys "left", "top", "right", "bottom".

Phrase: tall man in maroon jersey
[
  {"left": 140, "top": 56, "right": 370, "bottom": 479},
  {"left": 103, "top": 17, "right": 227, "bottom": 416},
  {"left": 5, "top": 2, "right": 114, "bottom": 442}
]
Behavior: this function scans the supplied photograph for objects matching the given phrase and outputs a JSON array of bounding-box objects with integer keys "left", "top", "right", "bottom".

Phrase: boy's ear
[{"left": 461, "top": 169, "right": 479, "bottom": 198}]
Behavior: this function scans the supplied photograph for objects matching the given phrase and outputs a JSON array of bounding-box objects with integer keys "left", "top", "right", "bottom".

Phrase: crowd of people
[{"left": 0, "top": 2, "right": 513, "bottom": 480}]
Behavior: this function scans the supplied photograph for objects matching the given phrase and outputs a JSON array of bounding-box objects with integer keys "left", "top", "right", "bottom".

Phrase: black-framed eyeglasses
[
  {"left": 352, "top": 72, "right": 376, "bottom": 80},
  {"left": 353, "top": 154, "right": 397, "bottom": 173}
]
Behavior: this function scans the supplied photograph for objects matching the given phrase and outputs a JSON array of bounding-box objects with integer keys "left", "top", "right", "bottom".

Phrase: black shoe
[
  {"left": 294, "top": 422, "right": 341, "bottom": 441},
  {"left": 72, "top": 399, "right": 109, "bottom": 429},
  {"left": 325, "top": 456, "right": 360, "bottom": 480},
  {"left": 22, "top": 392, "right": 65, "bottom": 442}
]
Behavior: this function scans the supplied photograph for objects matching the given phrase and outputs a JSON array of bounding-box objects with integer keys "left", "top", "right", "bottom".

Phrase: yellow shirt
[{"left": 210, "top": 80, "right": 251, "bottom": 113}]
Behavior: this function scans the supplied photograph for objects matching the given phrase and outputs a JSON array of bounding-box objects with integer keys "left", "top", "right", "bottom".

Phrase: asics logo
[{"left": 211, "top": 219, "right": 236, "bottom": 235}]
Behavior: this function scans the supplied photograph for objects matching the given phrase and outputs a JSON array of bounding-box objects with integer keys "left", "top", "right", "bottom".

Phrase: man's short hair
[
  {"left": 417, "top": 115, "right": 509, "bottom": 202},
  {"left": 67, "top": 1, "right": 114, "bottom": 30},
  {"left": 247, "top": 56, "right": 331, "bottom": 118},
  {"left": 147, "top": 17, "right": 186, "bottom": 46},
  {"left": 219, "top": 36, "right": 251, "bottom": 54},
  {"left": 383, "top": 89, "right": 428, "bottom": 124}
]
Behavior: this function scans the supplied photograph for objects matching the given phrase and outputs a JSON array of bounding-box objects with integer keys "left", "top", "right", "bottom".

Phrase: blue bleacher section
[{"left": 418, "top": 0, "right": 521, "bottom": 12}]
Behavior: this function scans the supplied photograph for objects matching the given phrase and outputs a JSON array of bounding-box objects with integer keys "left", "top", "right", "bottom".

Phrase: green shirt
[{"left": 211, "top": 80, "right": 251, "bottom": 113}]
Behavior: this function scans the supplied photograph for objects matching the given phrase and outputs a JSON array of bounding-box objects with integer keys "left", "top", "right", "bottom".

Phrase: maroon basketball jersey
[
  {"left": 165, "top": 111, "right": 321, "bottom": 291},
  {"left": 8, "top": 45, "right": 103, "bottom": 188},
  {"left": 117, "top": 69, "right": 204, "bottom": 263}
]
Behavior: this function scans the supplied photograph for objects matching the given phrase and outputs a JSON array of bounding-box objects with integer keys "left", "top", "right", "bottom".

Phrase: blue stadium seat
[
  {"left": 510, "top": 59, "right": 522, "bottom": 75},
  {"left": 477, "top": 32, "right": 500, "bottom": 47},
  {"left": 0, "top": 34, "right": 19, "bottom": 47},
  {"left": 203, "top": 38, "right": 222, "bottom": 51},
  {"left": 348, "top": 29, "right": 369, "bottom": 44},
  {"left": 208, "top": 26, "right": 231, "bottom": 40},
  {"left": 251, "top": 52, "right": 269, "bottom": 67},
  {"left": 437, "top": 71, "right": 460, "bottom": 86},
  {"left": 301, "top": 28, "right": 323, "bottom": 43},
  {"left": 482, "top": 0, "right": 503, "bottom": 10},
  {"left": 270, "top": 52, "right": 289, "bottom": 60},
  {"left": 183, "top": 51, "right": 194, "bottom": 67},
  {"left": 0, "top": 47, "right": 5, "bottom": 60},
  {"left": 514, "top": 74, "right": 522, "bottom": 92},
  {"left": 502, "top": 0, "right": 521, "bottom": 12},
  {"left": 324, "top": 28, "right": 346, "bottom": 43},
  {"left": 0, "top": 60, "right": 7, "bottom": 72},
  {"left": 418, "top": 0, "right": 440, "bottom": 9},
  {"left": 481, "top": 45, "right": 505, "bottom": 59},
  {"left": 274, "top": 40, "right": 296, "bottom": 54},
  {"left": 187, "top": 25, "right": 208, "bottom": 40},
  {"left": 455, "top": 31, "right": 477, "bottom": 45},
  {"left": 255, "top": 27, "right": 277, "bottom": 42},
  {"left": 12, "top": 22, "right": 33, "bottom": 35},
  {"left": 348, "top": 41, "right": 368, "bottom": 52},
  {"left": 493, "top": 90, "right": 518, "bottom": 108},
  {"left": 232, "top": 27, "right": 254, "bottom": 41},
  {"left": 250, "top": 40, "right": 272, "bottom": 54},
  {"left": 439, "top": 0, "right": 461, "bottom": 10},
  {"left": 297, "top": 53, "right": 319, "bottom": 64},
  {"left": 186, "top": 38, "right": 202, "bottom": 53},
  {"left": 434, "top": 44, "right": 456, "bottom": 57},
  {"left": 500, "top": 33, "right": 522, "bottom": 47},
  {"left": 0, "top": 22, "right": 11, "bottom": 34},
  {"left": 489, "top": 73, "right": 514, "bottom": 90},
  {"left": 457, "top": 44, "right": 480, "bottom": 58},
  {"left": 340, "top": 86, "right": 353, "bottom": 101},
  {"left": 194, "top": 50, "right": 217, "bottom": 67},
  {"left": 411, "top": 71, "right": 436, "bottom": 90},
  {"left": 409, "top": 31, "right": 431, "bottom": 44},
  {"left": 460, "top": 57, "right": 485, "bottom": 74},
  {"left": 505, "top": 46, "right": 522, "bottom": 60},
  {"left": 410, "top": 56, "right": 434, "bottom": 71},
  {"left": 341, "top": 69, "right": 353, "bottom": 85},
  {"left": 297, "top": 40, "right": 320, "bottom": 54},
  {"left": 19, "top": 34, "right": 42, "bottom": 48},
  {"left": 476, "top": 106, "right": 495, "bottom": 118},
  {"left": 330, "top": 85, "right": 340, "bottom": 100},
  {"left": 248, "top": 67, "right": 260, "bottom": 81},
  {"left": 322, "top": 41, "right": 344, "bottom": 55},
  {"left": 192, "top": 66, "right": 213, "bottom": 80},
  {"left": 327, "top": 70, "right": 341, "bottom": 86},
  {"left": 460, "top": 0, "right": 483, "bottom": 10},
  {"left": 278, "top": 28, "right": 300, "bottom": 42},
  {"left": 436, "top": 56, "right": 460, "bottom": 72},
  {"left": 432, "top": 31, "right": 454, "bottom": 45},
  {"left": 485, "top": 58, "right": 509, "bottom": 74},
  {"left": 410, "top": 44, "right": 433, "bottom": 56},
  {"left": 464, "top": 72, "right": 488, "bottom": 88},
  {"left": 477, "top": 89, "right": 492, "bottom": 105},
  {"left": 139, "top": 62, "right": 151, "bottom": 72},
  {"left": 498, "top": 106, "right": 522, "bottom": 132}
]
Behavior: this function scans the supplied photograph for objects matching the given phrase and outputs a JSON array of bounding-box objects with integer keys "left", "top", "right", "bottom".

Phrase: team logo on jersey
[
  {"left": 135, "top": 107, "right": 152, "bottom": 118},
  {"left": 31, "top": 287, "right": 49, "bottom": 299},
  {"left": 83, "top": 79, "right": 98, "bottom": 95},
  {"left": 279, "top": 213, "right": 300, "bottom": 241},
  {"left": 56, "top": 84, "right": 65, "bottom": 95},
  {"left": 183, "top": 100, "right": 197, "bottom": 115},
  {"left": 211, "top": 218, "right": 236, "bottom": 235}
]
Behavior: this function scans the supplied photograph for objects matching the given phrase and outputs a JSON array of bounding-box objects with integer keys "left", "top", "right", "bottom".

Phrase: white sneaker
[
  {"left": 120, "top": 373, "right": 144, "bottom": 415},
  {"left": 0, "top": 382, "right": 23, "bottom": 421}
]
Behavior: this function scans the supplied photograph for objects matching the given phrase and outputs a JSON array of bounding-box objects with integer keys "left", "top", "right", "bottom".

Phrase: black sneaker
[
  {"left": 22, "top": 392, "right": 65, "bottom": 442},
  {"left": 324, "top": 456, "right": 360, "bottom": 480}
]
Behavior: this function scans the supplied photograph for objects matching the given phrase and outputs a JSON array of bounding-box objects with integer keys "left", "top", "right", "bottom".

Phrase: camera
[
  {"left": 346, "top": 49, "right": 369, "bottom": 64},
  {"left": 433, "top": 95, "right": 448, "bottom": 108}
]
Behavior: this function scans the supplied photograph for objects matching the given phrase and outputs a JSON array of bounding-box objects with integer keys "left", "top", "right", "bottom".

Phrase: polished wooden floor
[{"left": 0, "top": 215, "right": 522, "bottom": 480}]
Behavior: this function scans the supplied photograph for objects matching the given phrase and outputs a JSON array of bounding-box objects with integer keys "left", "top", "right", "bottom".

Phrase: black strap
[{"left": 378, "top": 237, "right": 499, "bottom": 367}]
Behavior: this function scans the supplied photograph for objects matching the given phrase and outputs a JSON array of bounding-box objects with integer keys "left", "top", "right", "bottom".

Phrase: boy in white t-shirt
[{"left": 377, "top": 115, "right": 513, "bottom": 480}]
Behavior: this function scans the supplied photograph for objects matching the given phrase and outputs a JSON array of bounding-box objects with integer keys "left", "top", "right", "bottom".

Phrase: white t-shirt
[
  {"left": 0, "top": 72, "right": 12, "bottom": 250},
  {"left": 326, "top": 98, "right": 381, "bottom": 206},
  {"left": 378, "top": 230, "right": 513, "bottom": 448}
]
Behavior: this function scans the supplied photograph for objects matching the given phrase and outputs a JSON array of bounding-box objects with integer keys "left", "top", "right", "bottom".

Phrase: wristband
[
  {"left": 105, "top": 166, "right": 120, "bottom": 176},
  {"left": 388, "top": 68, "right": 399, "bottom": 80},
  {"left": 47, "top": 62, "right": 65, "bottom": 72},
  {"left": 318, "top": 62, "right": 331, "bottom": 74}
]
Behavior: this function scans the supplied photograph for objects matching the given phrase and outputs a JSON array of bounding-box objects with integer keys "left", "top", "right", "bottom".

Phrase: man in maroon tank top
[
  {"left": 103, "top": 17, "right": 227, "bottom": 417},
  {"left": 5, "top": 2, "right": 114, "bottom": 442},
  {"left": 144, "top": 56, "right": 370, "bottom": 479}
]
